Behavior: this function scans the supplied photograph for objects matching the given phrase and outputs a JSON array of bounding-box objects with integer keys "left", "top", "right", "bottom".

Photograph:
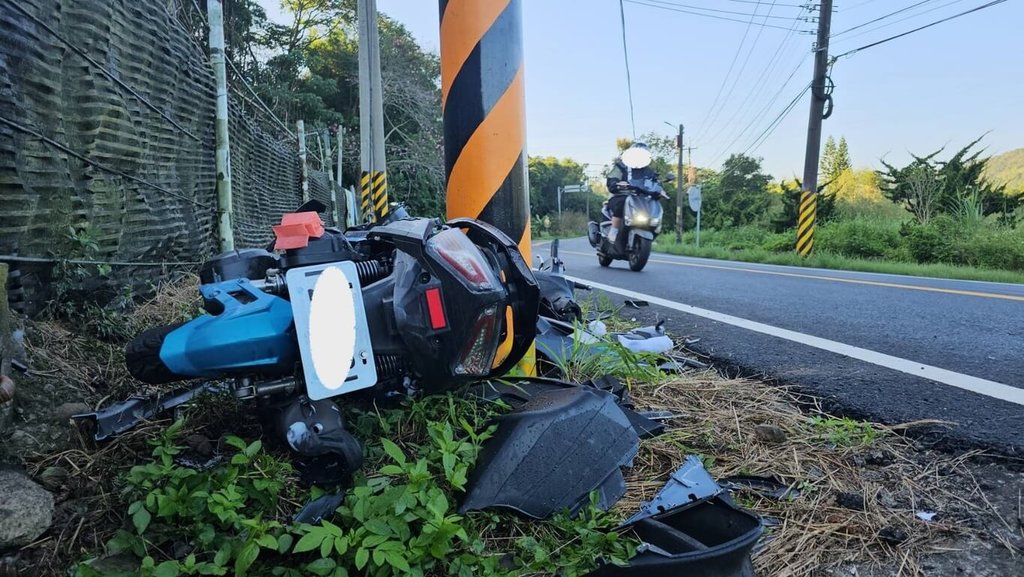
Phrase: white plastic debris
[
  {"left": 915, "top": 511, "right": 937, "bottom": 522},
  {"left": 617, "top": 334, "right": 674, "bottom": 354},
  {"left": 588, "top": 320, "right": 607, "bottom": 337}
]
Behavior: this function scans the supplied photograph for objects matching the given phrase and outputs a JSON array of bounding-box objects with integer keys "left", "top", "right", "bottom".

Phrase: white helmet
[{"left": 621, "top": 142, "right": 653, "bottom": 169}]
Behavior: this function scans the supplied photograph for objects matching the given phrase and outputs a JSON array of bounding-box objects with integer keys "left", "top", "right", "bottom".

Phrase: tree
[
  {"left": 528, "top": 157, "right": 586, "bottom": 216},
  {"left": 820, "top": 135, "right": 852, "bottom": 186},
  {"left": 769, "top": 178, "right": 836, "bottom": 233},
  {"left": 878, "top": 136, "right": 1016, "bottom": 223},
  {"left": 702, "top": 154, "right": 773, "bottom": 228},
  {"left": 212, "top": 0, "right": 446, "bottom": 216}
]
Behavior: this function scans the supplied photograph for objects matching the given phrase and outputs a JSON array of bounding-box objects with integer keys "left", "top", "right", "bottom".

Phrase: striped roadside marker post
[
  {"left": 439, "top": 0, "right": 534, "bottom": 374},
  {"left": 797, "top": 190, "right": 816, "bottom": 257},
  {"left": 357, "top": 0, "right": 387, "bottom": 222}
]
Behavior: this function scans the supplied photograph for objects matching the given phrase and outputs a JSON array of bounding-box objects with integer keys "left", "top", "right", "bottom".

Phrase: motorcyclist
[{"left": 605, "top": 142, "right": 658, "bottom": 247}]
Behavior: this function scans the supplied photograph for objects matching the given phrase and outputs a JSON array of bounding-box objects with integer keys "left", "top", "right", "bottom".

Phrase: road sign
[
  {"left": 687, "top": 185, "right": 702, "bottom": 213},
  {"left": 562, "top": 184, "right": 587, "bottom": 193}
]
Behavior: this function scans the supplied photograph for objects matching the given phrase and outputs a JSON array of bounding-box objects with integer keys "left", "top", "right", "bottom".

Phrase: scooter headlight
[{"left": 649, "top": 217, "right": 661, "bottom": 227}]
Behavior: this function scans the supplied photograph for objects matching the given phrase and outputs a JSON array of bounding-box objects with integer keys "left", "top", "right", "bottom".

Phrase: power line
[
  {"left": 699, "top": 0, "right": 783, "bottom": 147},
  {"left": 623, "top": 0, "right": 808, "bottom": 30},
  {"left": 708, "top": 52, "right": 811, "bottom": 166},
  {"left": 831, "top": 0, "right": 936, "bottom": 37},
  {"left": 830, "top": 0, "right": 968, "bottom": 44},
  {"left": 618, "top": 0, "right": 637, "bottom": 139},
  {"left": 633, "top": 0, "right": 805, "bottom": 19},
  {"left": 726, "top": 0, "right": 808, "bottom": 6},
  {"left": 703, "top": 3, "right": 810, "bottom": 158},
  {"left": 833, "top": 0, "right": 1009, "bottom": 59},
  {"left": 745, "top": 83, "right": 811, "bottom": 154},
  {"left": 692, "top": 2, "right": 763, "bottom": 144}
]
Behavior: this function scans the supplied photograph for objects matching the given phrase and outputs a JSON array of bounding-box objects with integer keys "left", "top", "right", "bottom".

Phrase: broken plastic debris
[
  {"left": 617, "top": 334, "right": 674, "bottom": 354},
  {"left": 916, "top": 511, "right": 937, "bottom": 522},
  {"left": 622, "top": 455, "right": 723, "bottom": 526}
]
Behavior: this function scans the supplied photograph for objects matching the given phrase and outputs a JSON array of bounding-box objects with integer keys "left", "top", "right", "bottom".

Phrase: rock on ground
[{"left": 0, "top": 468, "right": 53, "bottom": 548}]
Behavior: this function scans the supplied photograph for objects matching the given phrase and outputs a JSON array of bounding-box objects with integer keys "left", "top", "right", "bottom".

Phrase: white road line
[{"left": 567, "top": 275, "right": 1024, "bottom": 406}]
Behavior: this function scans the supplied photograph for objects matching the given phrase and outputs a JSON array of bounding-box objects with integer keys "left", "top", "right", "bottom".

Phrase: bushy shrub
[{"left": 817, "top": 217, "right": 902, "bottom": 259}]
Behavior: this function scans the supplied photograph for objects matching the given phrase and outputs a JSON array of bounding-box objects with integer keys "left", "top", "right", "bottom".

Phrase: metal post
[
  {"left": 297, "top": 120, "right": 309, "bottom": 202},
  {"left": 798, "top": 0, "right": 833, "bottom": 257},
  {"left": 557, "top": 186, "right": 562, "bottom": 220},
  {"left": 358, "top": 0, "right": 388, "bottom": 222},
  {"left": 335, "top": 127, "right": 345, "bottom": 226},
  {"left": 207, "top": 0, "right": 233, "bottom": 252},
  {"left": 440, "top": 0, "right": 532, "bottom": 373},
  {"left": 675, "top": 124, "right": 684, "bottom": 243},
  {"left": 696, "top": 208, "right": 701, "bottom": 248}
]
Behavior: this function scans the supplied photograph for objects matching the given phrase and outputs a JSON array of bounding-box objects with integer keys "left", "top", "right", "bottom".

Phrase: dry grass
[{"left": 620, "top": 370, "right": 1012, "bottom": 576}]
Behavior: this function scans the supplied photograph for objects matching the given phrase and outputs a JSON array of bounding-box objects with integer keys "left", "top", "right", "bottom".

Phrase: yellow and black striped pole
[
  {"left": 357, "top": 0, "right": 388, "bottom": 222},
  {"left": 796, "top": 190, "right": 816, "bottom": 257},
  {"left": 440, "top": 0, "right": 533, "bottom": 372}
]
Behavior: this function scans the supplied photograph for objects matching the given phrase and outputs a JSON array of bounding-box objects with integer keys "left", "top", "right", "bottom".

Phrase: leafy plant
[
  {"left": 79, "top": 393, "right": 638, "bottom": 577},
  {"left": 809, "top": 416, "right": 880, "bottom": 448}
]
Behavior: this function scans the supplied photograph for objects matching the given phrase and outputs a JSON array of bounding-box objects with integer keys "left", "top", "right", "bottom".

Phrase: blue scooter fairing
[{"left": 159, "top": 278, "right": 298, "bottom": 378}]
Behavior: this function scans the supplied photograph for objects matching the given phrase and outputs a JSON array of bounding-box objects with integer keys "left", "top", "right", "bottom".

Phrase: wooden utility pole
[{"left": 798, "top": 0, "right": 833, "bottom": 256}]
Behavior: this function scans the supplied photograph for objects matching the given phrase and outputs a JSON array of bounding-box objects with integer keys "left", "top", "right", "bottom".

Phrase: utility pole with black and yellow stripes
[
  {"left": 439, "top": 0, "right": 533, "bottom": 373},
  {"left": 798, "top": 0, "right": 833, "bottom": 256},
  {"left": 357, "top": 0, "right": 387, "bottom": 222}
]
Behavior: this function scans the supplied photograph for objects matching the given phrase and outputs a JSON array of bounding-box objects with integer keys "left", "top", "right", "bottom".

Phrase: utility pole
[
  {"left": 675, "top": 124, "right": 684, "bottom": 242},
  {"left": 207, "top": 0, "right": 234, "bottom": 252},
  {"left": 335, "top": 126, "right": 344, "bottom": 226},
  {"left": 357, "top": 0, "right": 387, "bottom": 222},
  {"left": 297, "top": 120, "right": 309, "bottom": 202},
  {"left": 440, "top": 0, "right": 532, "bottom": 374},
  {"left": 798, "top": 0, "right": 833, "bottom": 257}
]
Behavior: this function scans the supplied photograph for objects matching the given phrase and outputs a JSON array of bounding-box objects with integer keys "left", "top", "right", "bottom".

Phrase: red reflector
[{"left": 425, "top": 287, "right": 447, "bottom": 330}]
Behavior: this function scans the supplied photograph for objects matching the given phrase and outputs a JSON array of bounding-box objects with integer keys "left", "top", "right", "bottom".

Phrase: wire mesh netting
[{"left": 0, "top": 0, "right": 337, "bottom": 313}]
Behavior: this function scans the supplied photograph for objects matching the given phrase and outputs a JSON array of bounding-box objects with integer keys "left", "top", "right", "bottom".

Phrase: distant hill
[{"left": 984, "top": 148, "right": 1024, "bottom": 193}]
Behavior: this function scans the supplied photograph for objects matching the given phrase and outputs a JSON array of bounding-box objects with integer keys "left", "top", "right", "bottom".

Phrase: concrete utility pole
[
  {"left": 799, "top": 0, "right": 833, "bottom": 256},
  {"left": 207, "top": 0, "right": 234, "bottom": 251},
  {"left": 440, "top": 0, "right": 532, "bottom": 373},
  {"left": 675, "top": 124, "right": 684, "bottom": 242},
  {"left": 335, "top": 126, "right": 344, "bottom": 226},
  {"left": 357, "top": 0, "right": 388, "bottom": 222},
  {"left": 297, "top": 120, "right": 309, "bottom": 202}
]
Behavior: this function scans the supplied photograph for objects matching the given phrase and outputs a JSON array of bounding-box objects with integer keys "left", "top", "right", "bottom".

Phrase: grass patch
[{"left": 653, "top": 238, "right": 1024, "bottom": 284}]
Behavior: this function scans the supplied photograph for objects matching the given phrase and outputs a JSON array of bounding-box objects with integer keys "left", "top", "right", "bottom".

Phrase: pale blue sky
[{"left": 264, "top": 0, "right": 1023, "bottom": 179}]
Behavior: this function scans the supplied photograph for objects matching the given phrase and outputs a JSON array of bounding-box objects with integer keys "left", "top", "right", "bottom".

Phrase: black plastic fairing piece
[
  {"left": 587, "top": 496, "right": 762, "bottom": 577},
  {"left": 459, "top": 386, "right": 639, "bottom": 519}
]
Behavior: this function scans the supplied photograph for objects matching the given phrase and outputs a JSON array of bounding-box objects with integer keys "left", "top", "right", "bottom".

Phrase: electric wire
[
  {"left": 691, "top": 2, "right": 764, "bottom": 143},
  {"left": 833, "top": 0, "right": 1008, "bottom": 59},
  {"left": 631, "top": 0, "right": 804, "bottom": 19},
  {"left": 618, "top": 0, "right": 638, "bottom": 139},
  {"left": 831, "top": 0, "right": 937, "bottom": 37},
  {"left": 623, "top": 0, "right": 806, "bottom": 30},
  {"left": 830, "top": 0, "right": 969, "bottom": 45},
  {"left": 703, "top": 3, "right": 810, "bottom": 160}
]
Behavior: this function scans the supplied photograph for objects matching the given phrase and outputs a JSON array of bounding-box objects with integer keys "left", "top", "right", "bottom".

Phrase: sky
[{"left": 262, "top": 0, "right": 1024, "bottom": 179}]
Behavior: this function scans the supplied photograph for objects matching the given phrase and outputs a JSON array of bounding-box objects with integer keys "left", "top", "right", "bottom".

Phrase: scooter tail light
[
  {"left": 454, "top": 305, "right": 501, "bottom": 376},
  {"left": 425, "top": 287, "right": 447, "bottom": 330},
  {"left": 427, "top": 228, "right": 499, "bottom": 291}
]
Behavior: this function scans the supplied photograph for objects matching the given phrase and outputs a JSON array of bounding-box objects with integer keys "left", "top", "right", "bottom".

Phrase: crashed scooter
[{"left": 79, "top": 201, "right": 539, "bottom": 484}]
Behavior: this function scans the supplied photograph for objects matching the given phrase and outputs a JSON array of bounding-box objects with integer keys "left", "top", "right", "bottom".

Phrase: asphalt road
[{"left": 538, "top": 237, "right": 1024, "bottom": 454}]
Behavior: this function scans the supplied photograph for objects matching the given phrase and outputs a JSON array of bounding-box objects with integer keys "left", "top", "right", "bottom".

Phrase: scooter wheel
[
  {"left": 125, "top": 322, "right": 186, "bottom": 384},
  {"left": 598, "top": 254, "right": 613, "bottom": 267}
]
